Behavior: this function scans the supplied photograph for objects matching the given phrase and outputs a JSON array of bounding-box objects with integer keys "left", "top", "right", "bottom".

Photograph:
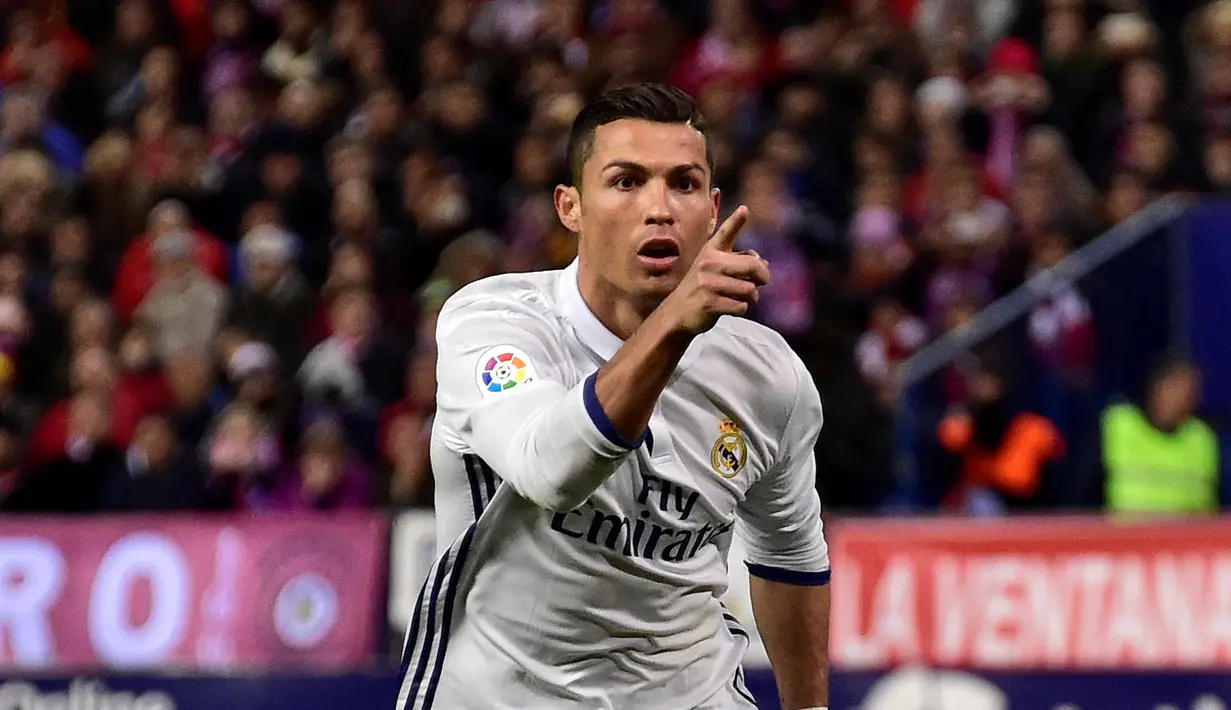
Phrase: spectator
[
  {"left": 848, "top": 205, "right": 913, "bottom": 295},
  {"left": 261, "top": 0, "right": 327, "bottom": 85},
  {"left": 226, "top": 224, "right": 312, "bottom": 369},
  {"left": 419, "top": 229, "right": 503, "bottom": 309},
  {"left": 0, "top": 351, "right": 37, "bottom": 460},
  {"left": 0, "top": 84, "right": 84, "bottom": 174},
  {"left": 272, "top": 413, "right": 371, "bottom": 511},
  {"left": 7, "top": 390, "right": 120, "bottom": 513},
  {"left": 734, "top": 158, "right": 816, "bottom": 339},
  {"left": 204, "top": 0, "right": 260, "bottom": 103},
  {"left": 298, "top": 284, "right": 402, "bottom": 413},
  {"left": 0, "top": 409, "right": 23, "bottom": 504},
  {"left": 116, "top": 321, "right": 173, "bottom": 414},
  {"left": 28, "top": 345, "right": 145, "bottom": 463},
  {"left": 135, "top": 230, "right": 229, "bottom": 360},
  {"left": 113, "top": 199, "right": 228, "bottom": 321},
  {"left": 76, "top": 131, "right": 148, "bottom": 255},
  {"left": 99, "top": 411, "right": 207, "bottom": 512},
  {"left": 0, "top": 0, "right": 1220, "bottom": 521},
  {"left": 163, "top": 351, "right": 217, "bottom": 447},
  {"left": 1101, "top": 357, "right": 1221, "bottom": 515},
  {"left": 379, "top": 348, "right": 436, "bottom": 509},
  {"left": 199, "top": 401, "right": 282, "bottom": 510},
  {"left": 106, "top": 45, "right": 182, "bottom": 126},
  {"left": 94, "top": 0, "right": 164, "bottom": 104},
  {"left": 225, "top": 340, "right": 289, "bottom": 426},
  {"left": 1017, "top": 125, "right": 1098, "bottom": 233},
  {"left": 856, "top": 298, "right": 927, "bottom": 405},
  {"left": 938, "top": 365, "right": 1065, "bottom": 514}
]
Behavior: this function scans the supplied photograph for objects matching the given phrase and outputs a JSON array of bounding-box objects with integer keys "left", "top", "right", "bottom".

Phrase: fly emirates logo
[{"left": 549, "top": 474, "right": 732, "bottom": 563}]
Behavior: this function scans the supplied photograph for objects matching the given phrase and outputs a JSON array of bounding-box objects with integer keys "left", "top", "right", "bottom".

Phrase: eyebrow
[{"left": 600, "top": 160, "right": 707, "bottom": 175}]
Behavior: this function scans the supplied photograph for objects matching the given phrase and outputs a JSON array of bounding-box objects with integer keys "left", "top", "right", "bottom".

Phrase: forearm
[
  {"left": 465, "top": 308, "right": 692, "bottom": 511},
  {"left": 593, "top": 306, "right": 693, "bottom": 444},
  {"left": 750, "top": 576, "right": 830, "bottom": 710},
  {"left": 486, "top": 310, "right": 692, "bottom": 509}
]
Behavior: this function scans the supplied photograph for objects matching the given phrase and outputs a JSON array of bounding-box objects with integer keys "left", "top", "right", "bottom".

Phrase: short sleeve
[{"left": 734, "top": 355, "right": 830, "bottom": 585}]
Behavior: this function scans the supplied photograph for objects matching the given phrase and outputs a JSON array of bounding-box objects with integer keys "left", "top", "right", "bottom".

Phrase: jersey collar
[{"left": 555, "top": 259, "right": 704, "bottom": 370}]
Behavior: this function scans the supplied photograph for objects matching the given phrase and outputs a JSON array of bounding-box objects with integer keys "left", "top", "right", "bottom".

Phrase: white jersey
[{"left": 397, "top": 260, "right": 829, "bottom": 710}]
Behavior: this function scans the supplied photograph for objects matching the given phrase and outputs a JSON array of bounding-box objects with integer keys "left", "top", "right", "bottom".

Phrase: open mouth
[{"left": 636, "top": 238, "right": 680, "bottom": 266}]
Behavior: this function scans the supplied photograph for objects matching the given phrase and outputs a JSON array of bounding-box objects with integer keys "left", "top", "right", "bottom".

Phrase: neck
[{"left": 577, "top": 261, "right": 656, "bottom": 341}]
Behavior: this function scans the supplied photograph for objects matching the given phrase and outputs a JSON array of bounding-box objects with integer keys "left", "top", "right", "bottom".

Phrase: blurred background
[{"left": 0, "top": 0, "right": 1230, "bottom": 708}]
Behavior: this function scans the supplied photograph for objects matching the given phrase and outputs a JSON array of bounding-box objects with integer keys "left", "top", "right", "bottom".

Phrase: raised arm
[{"left": 435, "top": 207, "right": 765, "bottom": 512}]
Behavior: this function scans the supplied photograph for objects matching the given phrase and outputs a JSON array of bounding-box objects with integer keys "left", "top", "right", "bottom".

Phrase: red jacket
[
  {"left": 0, "top": 25, "right": 93, "bottom": 86},
  {"left": 28, "top": 387, "right": 142, "bottom": 467},
  {"left": 113, "top": 228, "right": 229, "bottom": 321}
]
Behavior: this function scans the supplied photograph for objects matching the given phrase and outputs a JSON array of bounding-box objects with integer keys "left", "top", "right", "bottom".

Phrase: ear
[
  {"left": 554, "top": 184, "right": 581, "bottom": 233},
  {"left": 709, "top": 187, "right": 720, "bottom": 234}
]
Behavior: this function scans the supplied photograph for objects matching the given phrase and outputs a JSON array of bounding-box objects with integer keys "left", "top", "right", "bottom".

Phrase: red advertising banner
[
  {"left": 830, "top": 516, "right": 1231, "bottom": 672},
  {"left": 0, "top": 513, "right": 386, "bottom": 673}
]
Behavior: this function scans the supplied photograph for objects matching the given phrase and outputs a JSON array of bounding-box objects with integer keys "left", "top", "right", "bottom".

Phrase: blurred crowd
[{"left": 0, "top": 0, "right": 1222, "bottom": 518}]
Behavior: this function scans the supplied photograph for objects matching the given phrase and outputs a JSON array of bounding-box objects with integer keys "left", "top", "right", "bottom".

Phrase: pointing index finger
[{"left": 709, "top": 205, "right": 748, "bottom": 252}]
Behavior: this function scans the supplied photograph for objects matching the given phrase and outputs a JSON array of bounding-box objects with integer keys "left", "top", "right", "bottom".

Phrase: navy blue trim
[
  {"left": 421, "top": 525, "right": 475, "bottom": 709},
  {"left": 645, "top": 428, "right": 654, "bottom": 455},
  {"left": 746, "top": 563, "right": 831, "bottom": 586},
  {"left": 582, "top": 372, "right": 648, "bottom": 449},
  {"left": 478, "top": 458, "right": 497, "bottom": 500},
  {"left": 723, "top": 611, "right": 749, "bottom": 640},
  {"left": 462, "top": 455, "right": 503, "bottom": 522},
  {"left": 732, "top": 667, "right": 757, "bottom": 706},
  {"left": 462, "top": 457, "right": 484, "bottom": 520},
  {"left": 397, "top": 565, "right": 431, "bottom": 676},
  {"left": 405, "top": 549, "right": 451, "bottom": 703}
]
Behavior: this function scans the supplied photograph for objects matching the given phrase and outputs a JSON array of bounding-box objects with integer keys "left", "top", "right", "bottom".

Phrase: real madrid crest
[{"left": 710, "top": 417, "right": 747, "bottom": 479}]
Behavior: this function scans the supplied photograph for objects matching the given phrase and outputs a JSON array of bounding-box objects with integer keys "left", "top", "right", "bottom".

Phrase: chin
[{"left": 633, "top": 271, "right": 681, "bottom": 302}]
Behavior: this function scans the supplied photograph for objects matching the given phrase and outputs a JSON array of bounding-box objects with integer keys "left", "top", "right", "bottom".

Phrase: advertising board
[{"left": 0, "top": 513, "right": 386, "bottom": 672}]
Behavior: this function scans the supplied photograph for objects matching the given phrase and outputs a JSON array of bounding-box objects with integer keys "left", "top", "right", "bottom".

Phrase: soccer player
[{"left": 398, "top": 83, "right": 830, "bottom": 710}]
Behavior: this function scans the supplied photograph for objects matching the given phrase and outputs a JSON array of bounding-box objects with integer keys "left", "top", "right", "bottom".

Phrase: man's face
[
  {"left": 332, "top": 293, "right": 374, "bottom": 341},
  {"left": 73, "top": 348, "right": 116, "bottom": 394},
  {"left": 559, "top": 119, "right": 717, "bottom": 305},
  {"left": 262, "top": 154, "right": 302, "bottom": 195},
  {"left": 150, "top": 206, "right": 188, "bottom": 239},
  {"left": 365, "top": 90, "right": 402, "bottom": 139},
  {"left": 2, "top": 95, "right": 43, "bottom": 139},
  {"left": 1151, "top": 368, "right": 1201, "bottom": 427},
  {"left": 329, "top": 144, "right": 372, "bottom": 186},
  {"left": 332, "top": 182, "right": 374, "bottom": 233},
  {"left": 247, "top": 256, "right": 284, "bottom": 292}
]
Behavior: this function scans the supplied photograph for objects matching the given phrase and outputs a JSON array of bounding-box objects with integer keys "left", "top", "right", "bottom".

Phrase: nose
[{"left": 641, "top": 178, "right": 675, "bottom": 226}]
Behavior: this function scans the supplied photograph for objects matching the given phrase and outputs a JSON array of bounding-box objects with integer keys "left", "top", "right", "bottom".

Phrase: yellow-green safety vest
[{"left": 1102, "top": 403, "right": 1220, "bottom": 514}]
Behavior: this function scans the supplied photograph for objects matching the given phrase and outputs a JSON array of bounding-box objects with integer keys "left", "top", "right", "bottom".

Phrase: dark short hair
[
  {"left": 565, "top": 82, "right": 712, "bottom": 188},
  {"left": 1148, "top": 351, "right": 1199, "bottom": 388}
]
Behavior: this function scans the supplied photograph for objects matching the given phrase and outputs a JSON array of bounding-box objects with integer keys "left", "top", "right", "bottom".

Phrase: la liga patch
[{"left": 475, "top": 345, "right": 538, "bottom": 397}]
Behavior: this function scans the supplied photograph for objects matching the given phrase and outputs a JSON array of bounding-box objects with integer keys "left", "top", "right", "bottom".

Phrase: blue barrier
[
  {"left": 1186, "top": 201, "right": 1231, "bottom": 419},
  {"left": 833, "top": 669, "right": 1231, "bottom": 710},
  {"left": 14, "top": 668, "right": 1231, "bottom": 709},
  {"left": 0, "top": 669, "right": 784, "bottom": 709}
]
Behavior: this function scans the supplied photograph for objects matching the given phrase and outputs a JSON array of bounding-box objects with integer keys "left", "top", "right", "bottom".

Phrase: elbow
[
  {"left": 503, "top": 407, "right": 615, "bottom": 512},
  {"left": 511, "top": 460, "right": 596, "bottom": 512},
  {"left": 526, "top": 484, "right": 591, "bottom": 513},
  {"left": 491, "top": 389, "right": 629, "bottom": 512}
]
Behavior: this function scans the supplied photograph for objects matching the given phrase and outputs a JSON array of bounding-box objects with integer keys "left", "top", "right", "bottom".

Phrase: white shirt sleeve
[
  {"left": 734, "top": 354, "right": 830, "bottom": 585},
  {"left": 434, "top": 289, "right": 642, "bottom": 512}
]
